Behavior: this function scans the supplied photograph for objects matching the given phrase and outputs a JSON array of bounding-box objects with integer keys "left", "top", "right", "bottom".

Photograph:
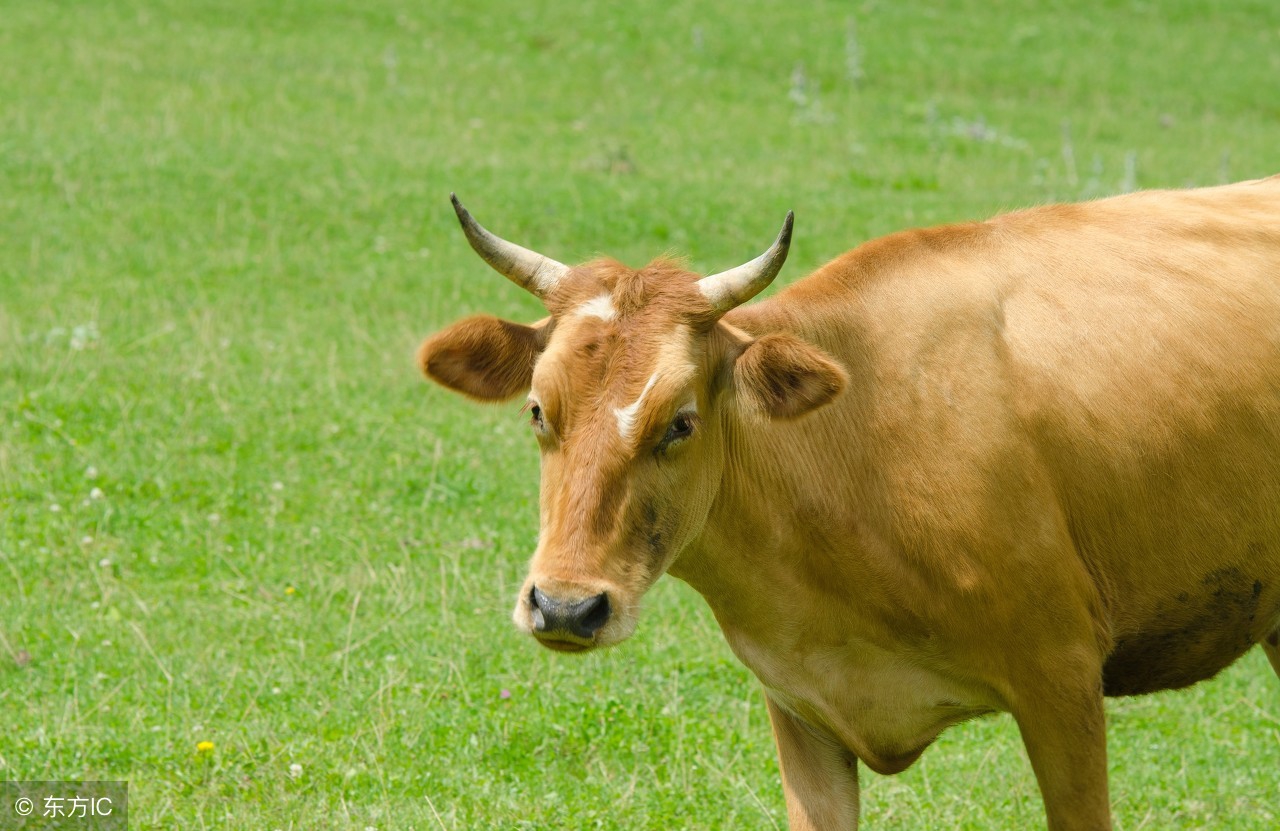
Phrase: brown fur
[
  {"left": 418, "top": 176, "right": 1280, "bottom": 830},
  {"left": 417, "top": 315, "right": 549, "bottom": 401}
]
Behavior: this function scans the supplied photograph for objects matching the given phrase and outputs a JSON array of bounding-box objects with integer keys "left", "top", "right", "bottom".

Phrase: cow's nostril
[
  {"left": 530, "top": 586, "right": 549, "bottom": 632},
  {"left": 573, "top": 592, "right": 611, "bottom": 638}
]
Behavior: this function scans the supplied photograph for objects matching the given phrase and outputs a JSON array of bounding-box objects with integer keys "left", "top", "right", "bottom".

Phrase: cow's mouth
[{"left": 533, "top": 635, "right": 594, "bottom": 653}]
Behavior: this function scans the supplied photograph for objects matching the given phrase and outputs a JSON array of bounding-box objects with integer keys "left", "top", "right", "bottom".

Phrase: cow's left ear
[
  {"left": 417, "top": 315, "right": 551, "bottom": 402},
  {"left": 731, "top": 332, "right": 848, "bottom": 419}
]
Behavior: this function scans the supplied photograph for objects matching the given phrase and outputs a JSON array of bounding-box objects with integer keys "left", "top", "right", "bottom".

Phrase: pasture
[{"left": 2, "top": 1, "right": 1279, "bottom": 828}]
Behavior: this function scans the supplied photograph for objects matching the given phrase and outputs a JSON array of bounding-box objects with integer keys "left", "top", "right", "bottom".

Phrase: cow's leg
[
  {"left": 1010, "top": 671, "right": 1112, "bottom": 831},
  {"left": 1264, "top": 628, "right": 1280, "bottom": 679},
  {"left": 766, "top": 695, "right": 860, "bottom": 830}
]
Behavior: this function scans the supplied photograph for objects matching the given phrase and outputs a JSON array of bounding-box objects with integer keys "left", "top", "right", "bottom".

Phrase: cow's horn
[
  {"left": 697, "top": 211, "right": 794, "bottom": 315},
  {"left": 451, "top": 194, "right": 569, "bottom": 299}
]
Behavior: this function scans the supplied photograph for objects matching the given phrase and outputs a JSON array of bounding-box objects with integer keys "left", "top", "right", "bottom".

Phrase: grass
[{"left": 1, "top": 0, "right": 1278, "bottom": 827}]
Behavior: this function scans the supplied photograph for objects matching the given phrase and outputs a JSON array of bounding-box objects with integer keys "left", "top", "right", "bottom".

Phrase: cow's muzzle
[{"left": 528, "top": 586, "right": 610, "bottom": 648}]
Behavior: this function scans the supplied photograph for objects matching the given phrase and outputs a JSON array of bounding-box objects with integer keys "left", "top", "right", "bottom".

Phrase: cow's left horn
[
  {"left": 451, "top": 194, "right": 570, "bottom": 299},
  {"left": 697, "top": 211, "right": 794, "bottom": 315}
]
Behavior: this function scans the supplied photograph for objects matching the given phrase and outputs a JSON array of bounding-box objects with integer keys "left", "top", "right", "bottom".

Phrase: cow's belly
[
  {"left": 1101, "top": 566, "right": 1280, "bottom": 696},
  {"left": 728, "top": 632, "right": 997, "bottom": 775}
]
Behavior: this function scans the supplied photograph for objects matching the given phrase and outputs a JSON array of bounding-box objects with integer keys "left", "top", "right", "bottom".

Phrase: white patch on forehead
[
  {"left": 613, "top": 371, "right": 660, "bottom": 440},
  {"left": 576, "top": 293, "right": 616, "bottom": 321}
]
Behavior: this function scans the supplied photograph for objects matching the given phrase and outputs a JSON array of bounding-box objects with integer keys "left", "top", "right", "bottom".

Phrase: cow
[{"left": 416, "top": 178, "right": 1280, "bottom": 830}]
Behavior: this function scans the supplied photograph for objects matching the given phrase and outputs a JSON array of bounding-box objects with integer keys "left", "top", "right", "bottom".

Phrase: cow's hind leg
[{"left": 1264, "top": 628, "right": 1280, "bottom": 680}]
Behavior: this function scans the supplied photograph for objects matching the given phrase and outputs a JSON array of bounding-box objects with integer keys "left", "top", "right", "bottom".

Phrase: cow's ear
[
  {"left": 732, "top": 332, "right": 848, "bottom": 419},
  {"left": 417, "top": 315, "right": 550, "bottom": 402}
]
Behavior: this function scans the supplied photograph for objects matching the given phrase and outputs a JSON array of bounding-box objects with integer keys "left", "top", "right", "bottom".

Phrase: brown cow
[{"left": 418, "top": 179, "right": 1280, "bottom": 830}]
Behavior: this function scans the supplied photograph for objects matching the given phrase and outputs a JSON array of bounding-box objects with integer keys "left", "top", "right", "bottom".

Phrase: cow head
[{"left": 419, "top": 197, "right": 846, "bottom": 652}]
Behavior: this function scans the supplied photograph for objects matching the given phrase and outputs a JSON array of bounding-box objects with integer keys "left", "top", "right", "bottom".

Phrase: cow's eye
[
  {"left": 526, "top": 401, "right": 547, "bottom": 434},
  {"left": 662, "top": 412, "right": 696, "bottom": 445}
]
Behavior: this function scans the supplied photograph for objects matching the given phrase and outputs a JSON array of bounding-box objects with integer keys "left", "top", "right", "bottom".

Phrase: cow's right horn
[
  {"left": 451, "top": 194, "right": 569, "bottom": 299},
  {"left": 697, "top": 211, "right": 794, "bottom": 316}
]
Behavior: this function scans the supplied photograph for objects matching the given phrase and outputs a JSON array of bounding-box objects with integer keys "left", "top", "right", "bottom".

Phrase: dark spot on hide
[
  {"left": 1102, "top": 568, "right": 1267, "bottom": 696},
  {"left": 640, "top": 501, "right": 665, "bottom": 562},
  {"left": 1268, "top": 631, "right": 1279, "bottom": 648}
]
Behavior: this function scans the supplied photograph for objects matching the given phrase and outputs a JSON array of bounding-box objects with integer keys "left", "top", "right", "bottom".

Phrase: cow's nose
[{"left": 529, "top": 586, "right": 611, "bottom": 639}]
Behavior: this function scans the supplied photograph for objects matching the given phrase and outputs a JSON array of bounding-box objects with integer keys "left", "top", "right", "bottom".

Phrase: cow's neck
[{"left": 668, "top": 397, "right": 893, "bottom": 645}]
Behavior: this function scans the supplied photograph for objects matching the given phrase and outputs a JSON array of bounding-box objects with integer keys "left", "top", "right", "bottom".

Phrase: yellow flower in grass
[{"left": 196, "top": 740, "right": 215, "bottom": 753}]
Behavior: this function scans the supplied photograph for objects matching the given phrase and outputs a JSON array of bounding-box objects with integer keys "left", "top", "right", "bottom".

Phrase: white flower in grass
[
  {"left": 90, "top": 487, "right": 104, "bottom": 500},
  {"left": 85, "top": 466, "right": 99, "bottom": 479},
  {"left": 289, "top": 762, "right": 303, "bottom": 778},
  {"left": 49, "top": 503, "right": 62, "bottom": 513},
  {"left": 69, "top": 323, "right": 99, "bottom": 351}
]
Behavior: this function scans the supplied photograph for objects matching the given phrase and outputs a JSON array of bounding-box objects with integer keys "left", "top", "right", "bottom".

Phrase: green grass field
[{"left": 2, "top": 1, "right": 1279, "bottom": 828}]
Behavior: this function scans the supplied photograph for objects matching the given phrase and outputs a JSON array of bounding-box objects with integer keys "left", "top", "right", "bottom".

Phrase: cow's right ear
[{"left": 417, "top": 315, "right": 550, "bottom": 402}]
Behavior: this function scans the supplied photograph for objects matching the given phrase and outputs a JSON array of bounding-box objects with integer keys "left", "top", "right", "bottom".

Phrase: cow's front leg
[
  {"left": 1010, "top": 670, "right": 1112, "bottom": 831},
  {"left": 766, "top": 695, "right": 860, "bottom": 830}
]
